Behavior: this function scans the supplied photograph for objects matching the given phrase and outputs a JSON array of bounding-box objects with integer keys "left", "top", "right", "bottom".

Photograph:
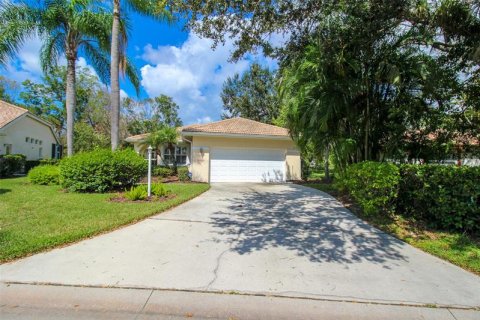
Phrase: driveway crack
[
  {"left": 206, "top": 249, "right": 229, "bottom": 289},
  {"left": 206, "top": 186, "right": 263, "bottom": 290}
]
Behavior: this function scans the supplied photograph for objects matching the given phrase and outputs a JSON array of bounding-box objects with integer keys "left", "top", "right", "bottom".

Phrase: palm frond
[
  {"left": 40, "top": 31, "right": 66, "bottom": 73},
  {"left": 127, "top": 0, "right": 174, "bottom": 23},
  {"left": 81, "top": 40, "right": 110, "bottom": 83},
  {"left": 123, "top": 56, "right": 140, "bottom": 96},
  {"left": 0, "top": 2, "right": 41, "bottom": 65}
]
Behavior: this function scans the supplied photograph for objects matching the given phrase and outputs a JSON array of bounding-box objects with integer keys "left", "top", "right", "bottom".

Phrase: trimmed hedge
[
  {"left": 337, "top": 161, "right": 400, "bottom": 215},
  {"left": 398, "top": 165, "right": 480, "bottom": 232},
  {"left": 338, "top": 162, "right": 480, "bottom": 233},
  {"left": 60, "top": 149, "right": 147, "bottom": 193},
  {"left": 178, "top": 166, "right": 190, "bottom": 182},
  {"left": 28, "top": 165, "right": 60, "bottom": 185},
  {"left": 153, "top": 166, "right": 174, "bottom": 178},
  {"left": 0, "top": 154, "right": 26, "bottom": 177}
]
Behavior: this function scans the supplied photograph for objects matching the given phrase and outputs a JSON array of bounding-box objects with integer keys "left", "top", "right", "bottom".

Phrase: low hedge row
[
  {"left": 28, "top": 165, "right": 60, "bottom": 185},
  {"left": 397, "top": 165, "right": 480, "bottom": 232},
  {"left": 0, "top": 154, "right": 26, "bottom": 177},
  {"left": 153, "top": 166, "right": 190, "bottom": 181},
  {"left": 337, "top": 162, "right": 479, "bottom": 233}
]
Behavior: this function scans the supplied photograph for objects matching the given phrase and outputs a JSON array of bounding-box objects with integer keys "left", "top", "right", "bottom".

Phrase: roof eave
[{"left": 181, "top": 131, "right": 292, "bottom": 140}]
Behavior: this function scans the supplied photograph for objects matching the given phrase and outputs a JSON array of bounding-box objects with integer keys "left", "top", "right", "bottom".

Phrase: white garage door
[{"left": 210, "top": 148, "right": 286, "bottom": 183}]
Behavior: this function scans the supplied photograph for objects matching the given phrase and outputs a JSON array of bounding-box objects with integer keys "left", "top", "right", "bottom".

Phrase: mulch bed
[{"left": 109, "top": 193, "right": 177, "bottom": 203}]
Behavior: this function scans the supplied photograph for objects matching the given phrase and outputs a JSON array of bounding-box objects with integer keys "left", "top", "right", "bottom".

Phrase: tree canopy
[{"left": 221, "top": 63, "right": 278, "bottom": 124}]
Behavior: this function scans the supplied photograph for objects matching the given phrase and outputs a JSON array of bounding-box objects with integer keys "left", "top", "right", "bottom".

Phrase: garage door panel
[{"left": 210, "top": 148, "right": 285, "bottom": 183}]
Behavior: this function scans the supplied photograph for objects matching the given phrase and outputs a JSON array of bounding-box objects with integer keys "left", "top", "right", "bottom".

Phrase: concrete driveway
[{"left": 1, "top": 184, "right": 479, "bottom": 310}]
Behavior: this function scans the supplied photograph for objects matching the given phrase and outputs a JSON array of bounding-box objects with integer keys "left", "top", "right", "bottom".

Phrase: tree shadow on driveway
[{"left": 209, "top": 185, "right": 407, "bottom": 267}]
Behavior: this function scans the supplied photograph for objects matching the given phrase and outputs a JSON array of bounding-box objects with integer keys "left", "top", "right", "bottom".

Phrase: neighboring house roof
[
  {"left": 0, "top": 100, "right": 29, "bottom": 128},
  {"left": 125, "top": 118, "right": 291, "bottom": 143},
  {"left": 405, "top": 130, "right": 479, "bottom": 147},
  {"left": 0, "top": 100, "right": 59, "bottom": 143},
  {"left": 182, "top": 118, "right": 290, "bottom": 137}
]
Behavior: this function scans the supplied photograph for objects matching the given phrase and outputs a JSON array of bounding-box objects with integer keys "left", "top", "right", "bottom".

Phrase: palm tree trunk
[
  {"left": 110, "top": 0, "right": 121, "bottom": 150},
  {"left": 66, "top": 57, "right": 76, "bottom": 156}
]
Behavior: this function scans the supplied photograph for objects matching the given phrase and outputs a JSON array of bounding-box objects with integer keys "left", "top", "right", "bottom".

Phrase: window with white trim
[
  {"left": 163, "top": 145, "right": 187, "bottom": 165},
  {"left": 176, "top": 146, "right": 187, "bottom": 165}
]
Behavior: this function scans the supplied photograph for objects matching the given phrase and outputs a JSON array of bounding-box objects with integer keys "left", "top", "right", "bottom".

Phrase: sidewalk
[{"left": 1, "top": 283, "right": 479, "bottom": 320}]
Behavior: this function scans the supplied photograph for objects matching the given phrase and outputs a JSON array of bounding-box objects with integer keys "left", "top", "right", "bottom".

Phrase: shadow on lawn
[
  {"left": 0, "top": 188, "right": 11, "bottom": 195},
  {"left": 209, "top": 184, "right": 407, "bottom": 266}
]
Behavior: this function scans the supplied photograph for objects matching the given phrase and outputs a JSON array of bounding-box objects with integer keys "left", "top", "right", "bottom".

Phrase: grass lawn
[
  {"left": 304, "top": 182, "right": 480, "bottom": 275},
  {"left": 0, "top": 177, "right": 210, "bottom": 262}
]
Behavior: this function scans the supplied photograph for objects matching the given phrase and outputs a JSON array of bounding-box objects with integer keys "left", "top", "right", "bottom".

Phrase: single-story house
[
  {"left": 125, "top": 117, "right": 301, "bottom": 183},
  {"left": 0, "top": 100, "right": 61, "bottom": 160}
]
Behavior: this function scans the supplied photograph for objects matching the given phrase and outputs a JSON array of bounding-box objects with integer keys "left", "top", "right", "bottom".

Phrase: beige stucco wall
[
  {"left": 189, "top": 135, "right": 301, "bottom": 182},
  {"left": 0, "top": 115, "right": 57, "bottom": 160}
]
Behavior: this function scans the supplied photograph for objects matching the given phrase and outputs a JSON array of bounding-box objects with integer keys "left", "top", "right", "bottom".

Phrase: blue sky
[{"left": 0, "top": 11, "right": 277, "bottom": 125}]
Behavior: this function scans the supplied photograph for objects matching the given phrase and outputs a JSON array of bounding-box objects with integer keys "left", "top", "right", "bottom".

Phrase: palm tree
[
  {"left": 145, "top": 126, "right": 179, "bottom": 173},
  {"left": 110, "top": 0, "right": 172, "bottom": 151},
  {"left": 0, "top": 0, "right": 115, "bottom": 156}
]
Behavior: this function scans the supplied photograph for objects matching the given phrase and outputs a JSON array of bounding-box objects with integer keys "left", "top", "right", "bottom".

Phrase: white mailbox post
[{"left": 147, "top": 145, "right": 152, "bottom": 197}]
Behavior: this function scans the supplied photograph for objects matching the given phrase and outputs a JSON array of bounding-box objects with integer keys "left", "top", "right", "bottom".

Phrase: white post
[{"left": 147, "top": 145, "right": 152, "bottom": 197}]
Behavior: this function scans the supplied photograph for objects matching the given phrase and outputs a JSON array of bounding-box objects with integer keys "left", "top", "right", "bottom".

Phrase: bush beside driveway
[{"left": 0, "top": 177, "right": 209, "bottom": 262}]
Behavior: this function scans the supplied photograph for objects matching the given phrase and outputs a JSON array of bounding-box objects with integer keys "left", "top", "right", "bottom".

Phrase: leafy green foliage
[
  {"left": 0, "top": 154, "right": 26, "bottom": 177},
  {"left": 146, "top": 126, "right": 179, "bottom": 170},
  {"left": 124, "top": 185, "right": 148, "bottom": 201},
  {"left": 177, "top": 166, "right": 190, "bottom": 182},
  {"left": 337, "top": 162, "right": 400, "bottom": 216},
  {"left": 124, "top": 183, "right": 169, "bottom": 201},
  {"left": 151, "top": 183, "right": 169, "bottom": 197},
  {"left": 221, "top": 63, "right": 279, "bottom": 124},
  {"left": 60, "top": 149, "right": 147, "bottom": 193},
  {"left": 124, "top": 95, "right": 183, "bottom": 135},
  {"left": 398, "top": 165, "right": 480, "bottom": 233},
  {"left": 153, "top": 166, "right": 174, "bottom": 178},
  {"left": 74, "top": 122, "right": 110, "bottom": 153},
  {"left": 28, "top": 165, "right": 60, "bottom": 185},
  {"left": 339, "top": 162, "right": 480, "bottom": 234},
  {"left": 19, "top": 66, "right": 110, "bottom": 135}
]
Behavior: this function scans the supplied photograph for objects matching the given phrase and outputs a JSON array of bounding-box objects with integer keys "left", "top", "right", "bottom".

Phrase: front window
[
  {"left": 163, "top": 145, "right": 187, "bottom": 165},
  {"left": 176, "top": 146, "right": 187, "bottom": 165},
  {"left": 4, "top": 144, "right": 12, "bottom": 154}
]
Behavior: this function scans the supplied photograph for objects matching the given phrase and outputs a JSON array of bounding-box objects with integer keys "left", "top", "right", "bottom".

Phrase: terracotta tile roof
[
  {"left": 182, "top": 117, "right": 290, "bottom": 137},
  {"left": 125, "top": 127, "right": 185, "bottom": 142},
  {"left": 0, "top": 100, "right": 28, "bottom": 128}
]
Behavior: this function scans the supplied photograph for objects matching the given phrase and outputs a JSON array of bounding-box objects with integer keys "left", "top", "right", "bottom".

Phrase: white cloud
[
  {"left": 120, "top": 89, "right": 128, "bottom": 99},
  {"left": 196, "top": 116, "right": 212, "bottom": 124},
  {"left": 140, "top": 33, "right": 275, "bottom": 125}
]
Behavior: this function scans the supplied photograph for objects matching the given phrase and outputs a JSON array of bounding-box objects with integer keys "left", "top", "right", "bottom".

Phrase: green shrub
[
  {"left": 151, "top": 183, "right": 169, "bottom": 197},
  {"left": 124, "top": 185, "right": 148, "bottom": 201},
  {"left": 398, "top": 165, "right": 480, "bottom": 232},
  {"left": 153, "top": 166, "right": 174, "bottom": 178},
  {"left": 337, "top": 161, "right": 400, "bottom": 215},
  {"left": 0, "top": 154, "right": 26, "bottom": 177},
  {"left": 60, "top": 149, "right": 147, "bottom": 193},
  {"left": 178, "top": 166, "right": 190, "bottom": 182},
  {"left": 28, "top": 165, "right": 60, "bottom": 185}
]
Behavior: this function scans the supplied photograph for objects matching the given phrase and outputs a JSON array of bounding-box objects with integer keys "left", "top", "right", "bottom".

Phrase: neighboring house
[
  {"left": 125, "top": 117, "right": 301, "bottom": 183},
  {"left": 0, "top": 100, "right": 61, "bottom": 160}
]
